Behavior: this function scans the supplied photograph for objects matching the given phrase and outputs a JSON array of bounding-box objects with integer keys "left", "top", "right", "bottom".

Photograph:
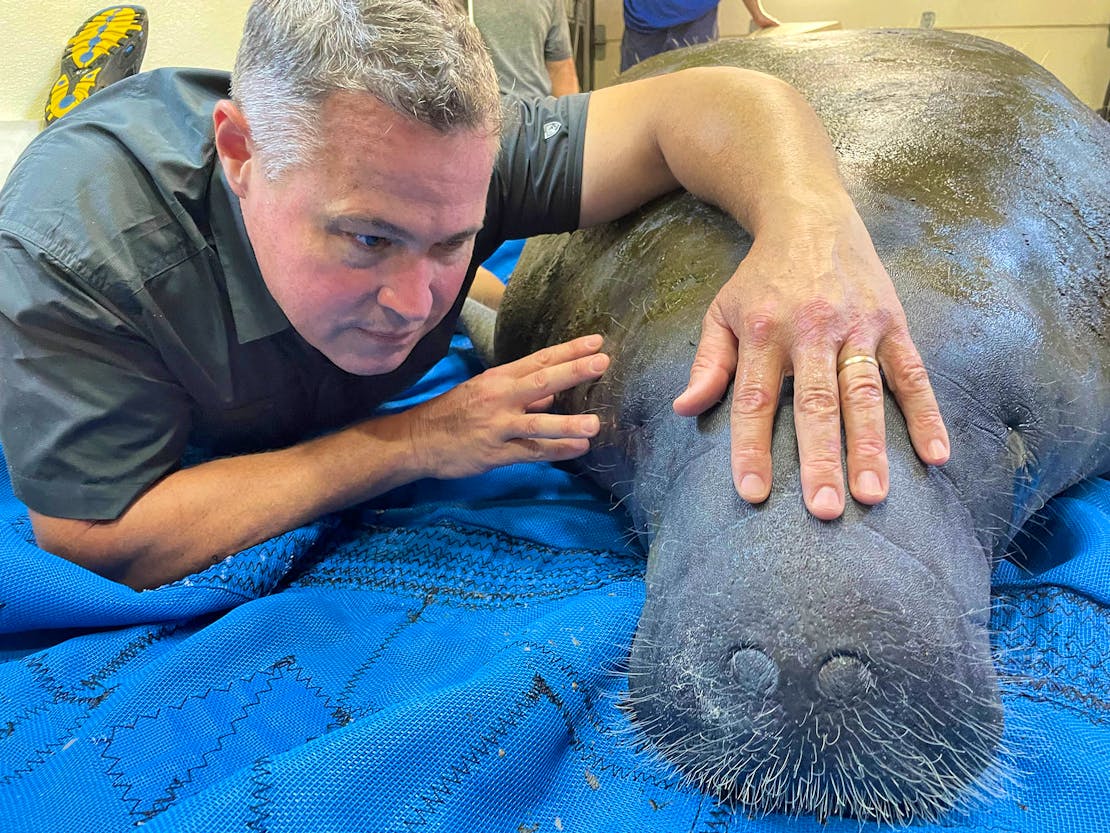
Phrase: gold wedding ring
[{"left": 837, "top": 354, "right": 880, "bottom": 373}]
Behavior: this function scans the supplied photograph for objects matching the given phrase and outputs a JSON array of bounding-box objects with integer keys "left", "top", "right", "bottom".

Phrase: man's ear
[{"left": 213, "top": 99, "right": 255, "bottom": 197}]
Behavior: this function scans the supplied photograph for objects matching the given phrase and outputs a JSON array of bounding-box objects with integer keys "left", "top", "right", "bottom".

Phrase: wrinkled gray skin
[{"left": 493, "top": 30, "right": 1110, "bottom": 824}]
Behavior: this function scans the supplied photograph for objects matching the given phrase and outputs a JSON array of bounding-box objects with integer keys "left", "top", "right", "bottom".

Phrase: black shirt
[{"left": 0, "top": 68, "right": 588, "bottom": 520}]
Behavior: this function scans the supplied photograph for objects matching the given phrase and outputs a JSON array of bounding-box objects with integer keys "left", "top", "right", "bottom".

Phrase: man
[
  {"left": 467, "top": 0, "right": 581, "bottom": 308},
  {"left": 622, "top": 0, "right": 780, "bottom": 72},
  {"left": 471, "top": 0, "right": 581, "bottom": 99},
  {"left": 0, "top": 0, "right": 948, "bottom": 591}
]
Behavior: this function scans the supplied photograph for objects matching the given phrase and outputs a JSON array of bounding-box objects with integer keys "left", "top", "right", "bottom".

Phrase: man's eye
[{"left": 352, "top": 233, "right": 388, "bottom": 250}]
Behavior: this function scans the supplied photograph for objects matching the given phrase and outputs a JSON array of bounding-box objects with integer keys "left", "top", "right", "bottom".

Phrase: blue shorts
[{"left": 620, "top": 6, "right": 719, "bottom": 72}]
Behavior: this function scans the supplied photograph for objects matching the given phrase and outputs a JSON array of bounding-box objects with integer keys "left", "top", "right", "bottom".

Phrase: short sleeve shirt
[
  {"left": 474, "top": 0, "right": 575, "bottom": 99},
  {"left": 0, "top": 68, "right": 590, "bottom": 520}
]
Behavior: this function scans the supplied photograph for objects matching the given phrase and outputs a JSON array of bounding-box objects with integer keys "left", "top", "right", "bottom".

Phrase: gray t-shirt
[
  {"left": 0, "top": 68, "right": 589, "bottom": 520},
  {"left": 474, "top": 0, "right": 575, "bottom": 99}
]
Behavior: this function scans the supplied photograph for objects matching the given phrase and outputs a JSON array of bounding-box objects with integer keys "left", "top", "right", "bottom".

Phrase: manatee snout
[{"left": 626, "top": 520, "right": 1003, "bottom": 823}]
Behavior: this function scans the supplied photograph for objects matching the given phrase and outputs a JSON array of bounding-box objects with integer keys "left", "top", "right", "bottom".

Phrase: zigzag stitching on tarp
[
  {"left": 341, "top": 518, "right": 633, "bottom": 566},
  {"left": 73, "top": 624, "right": 183, "bottom": 694},
  {"left": 0, "top": 649, "right": 127, "bottom": 784},
  {"left": 400, "top": 638, "right": 672, "bottom": 828},
  {"left": 17, "top": 623, "right": 178, "bottom": 711},
  {"left": 993, "top": 586, "right": 1109, "bottom": 721},
  {"left": 312, "top": 521, "right": 634, "bottom": 579},
  {"left": 696, "top": 799, "right": 741, "bottom": 833},
  {"left": 400, "top": 670, "right": 567, "bottom": 828},
  {"left": 335, "top": 590, "right": 438, "bottom": 718},
  {"left": 1001, "top": 682, "right": 1110, "bottom": 724},
  {"left": 291, "top": 520, "right": 642, "bottom": 604},
  {"left": 6, "top": 516, "right": 34, "bottom": 546},
  {"left": 246, "top": 754, "right": 276, "bottom": 833},
  {"left": 0, "top": 625, "right": 184, "bottom": 785},
  {"left": 99, "top": 655, "right": 339, "bottom": 822},
  {"left": 164, "top": 532, "right": 314, "bottom": 597},
  {"left": 514, "top": 640, "right": 675, "bottom": 789},
  {"left": 0, "top": 701, "right": 103, "bottom": 786}
]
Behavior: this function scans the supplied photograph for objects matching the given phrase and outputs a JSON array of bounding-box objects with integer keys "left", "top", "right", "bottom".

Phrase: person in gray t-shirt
[
  {"left": 0, "top": 0, "right": 950, "bottom": 590},
  {"left": 471, "top": 0, "right": 580, "bottom": 99}
]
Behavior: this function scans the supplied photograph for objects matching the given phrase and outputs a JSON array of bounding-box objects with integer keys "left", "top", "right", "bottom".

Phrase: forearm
[
  {"left": 546, "top": 58, "right": 580, "bottom": 96},
  {"left": 32, "top": 411, "right": 426, "bottom": 590},
  {"left": 658, "top": 68, "right": 849, "bottom": 236},
  {"left": 469, "top": 265, "right": 506, "bottom": 309},
  {"left": 581, "top": 66, "right": 851, "bottom": 234}
]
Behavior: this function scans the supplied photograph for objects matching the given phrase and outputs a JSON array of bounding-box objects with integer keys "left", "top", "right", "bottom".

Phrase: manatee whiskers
[
  {"left": 622, "top": 593, "right": 1006, "bottom": 823},
  {"left": 640, "top": 686, "right": 1003, "bottom": 823}
]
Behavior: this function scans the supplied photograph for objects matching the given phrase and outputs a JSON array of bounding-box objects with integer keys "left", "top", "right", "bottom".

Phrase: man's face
[{"left": 236, "top": 92, "right": 498, "bottom": 375}]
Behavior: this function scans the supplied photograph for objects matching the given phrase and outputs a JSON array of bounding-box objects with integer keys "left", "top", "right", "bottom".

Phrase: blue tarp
[{"left": 1, "top": 331, "right": 1108, "bottom": 832}]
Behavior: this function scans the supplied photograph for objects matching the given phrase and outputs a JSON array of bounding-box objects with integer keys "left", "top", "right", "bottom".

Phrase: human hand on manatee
[
  {"left": 407, "top": 334, "right": 609, "bottom": 480},
  {"left": 672, "top": 202, "right": 950, "bottom": 520}
]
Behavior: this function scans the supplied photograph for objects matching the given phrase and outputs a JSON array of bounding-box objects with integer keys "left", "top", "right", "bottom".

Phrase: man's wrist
[{"left": 746, "top": 187, "right": 858, "bottom": 239}]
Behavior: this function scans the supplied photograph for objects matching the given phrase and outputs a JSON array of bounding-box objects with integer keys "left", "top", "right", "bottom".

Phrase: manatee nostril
[
  {"left": 816, "top": 653, "right": 877, "bottom": 702},
  {"left": 727, "top": 647, "right": 779, "bottom": 699}
]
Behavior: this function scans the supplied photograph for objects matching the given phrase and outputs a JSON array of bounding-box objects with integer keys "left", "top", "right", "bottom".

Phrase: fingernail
[
  {"left": 584, "top": 334, "right": 603, "bottom": 348},
  {"left": 858, "top": 470, "right": 882, "bottom": 496},
  {"left": 589, "top": 355, "right": 608, "bottom": 372},
  {"left": 740, "top": 473, "right": 766, "bottom": 499},
  {"left": 929, "top": 439, "right": 949, "bottom": 461},
  {"left": 813, "top": 486, "right": 840, "bottom": 514}
]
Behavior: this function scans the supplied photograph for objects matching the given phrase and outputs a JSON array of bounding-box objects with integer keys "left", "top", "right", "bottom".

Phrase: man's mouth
[{"left": 356, "top": 327, "right": 421, "bottom": 345}]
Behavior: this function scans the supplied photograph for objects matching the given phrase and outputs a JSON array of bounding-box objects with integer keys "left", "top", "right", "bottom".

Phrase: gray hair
[{"left": 231, "top": 0, "right": 501, "bottom": 178}]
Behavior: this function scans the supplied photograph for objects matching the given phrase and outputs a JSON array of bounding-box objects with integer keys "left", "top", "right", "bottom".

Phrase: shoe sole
[{"left": 44, "top": 5, "right": 148, "bottom": 124}]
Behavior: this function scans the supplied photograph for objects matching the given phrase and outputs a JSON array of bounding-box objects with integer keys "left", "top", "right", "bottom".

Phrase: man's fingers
[
  {"left": 508, "top": 436, "right": 593, "bottom": 463},
  {"left": 505, "top": 334, "right": 609, "bottom": 407},
  {"left": 513, "top": 412, "right": 600, "bottom": 441},
  {"left": 523, "top": 394, "right": 555, "bottom": 413},
  {"left": 837, "top": 350, "right": 889, "bottom": 505},
  {"left": 673, "top": 309, "right": 738, "bottom": 416},
  {"left": 792, "top": 348, "right": 847, "bottom": 520},
  {"left": 729, "top": 346, "right": 783, "bottom": 505},
  {"left": 507, "top": 333, "right": 604, "bottom": 376},
  {"left": 881, "top": 336, "right": 950, "bottom": 465},
  {"left": 516, "top": 351, "right": 608, "bottom": 406}
]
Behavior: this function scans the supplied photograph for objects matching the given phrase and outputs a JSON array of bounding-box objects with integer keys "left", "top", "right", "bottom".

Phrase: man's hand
[
  {"left": 741, "top": 0, "right": 780, "bottom": 29},
  {"left": 407, "top": 333, "right": 609, "bottom": 480},
  {"left": 672, "top": 203, "right": 950, "bottom": 520}
]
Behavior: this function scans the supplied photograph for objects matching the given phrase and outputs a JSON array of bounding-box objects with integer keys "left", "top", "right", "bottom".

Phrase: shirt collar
[{"left": 208, "top": 164, "right": 291, "bottom": 344}]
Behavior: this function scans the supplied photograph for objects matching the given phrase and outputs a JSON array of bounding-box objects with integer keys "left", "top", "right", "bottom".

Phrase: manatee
[{"left": 492, "top": 29, "right": 1110, "bottom": 823}]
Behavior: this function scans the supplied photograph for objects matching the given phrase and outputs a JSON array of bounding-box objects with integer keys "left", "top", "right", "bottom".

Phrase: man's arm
[
  {"left": 546, "top": 58, "right": 580, "bottom": 97},
  {"left": 578, "top": 66, "right": 949, "bottom": 520},
  {"left": 740, "top": 0, "right": 780, "bottom": 29},
  {"left": 469, "top": 265, "right": 507, "bottom": 308},
  {"left": 30, "top": 334, "right": 608, "bottom": 590},
  {"left": 545, "top": 0, "right": 580, "bottom": 97}
]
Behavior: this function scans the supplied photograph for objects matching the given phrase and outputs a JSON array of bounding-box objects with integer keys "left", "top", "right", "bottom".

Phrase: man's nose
[{"left": 377, "top": 255, "right": 436, "bottom": 323}]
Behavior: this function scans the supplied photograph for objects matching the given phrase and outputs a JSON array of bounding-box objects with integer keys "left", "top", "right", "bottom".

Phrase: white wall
[
  {"left": 593, "top": 0, "right": 1110, "bottom": 110},
  {"left": 0, "top": 0, "right": 1105, "bottom": 173},
  {"left": 0, "top": 0, "right": 252, "bottom": 122}
]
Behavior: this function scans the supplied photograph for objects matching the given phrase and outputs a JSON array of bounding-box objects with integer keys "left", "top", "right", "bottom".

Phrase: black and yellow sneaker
[{"left": 43, "top": 6, "right": 148, "bottom": 125}]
